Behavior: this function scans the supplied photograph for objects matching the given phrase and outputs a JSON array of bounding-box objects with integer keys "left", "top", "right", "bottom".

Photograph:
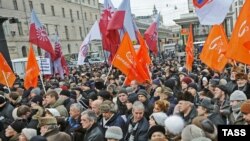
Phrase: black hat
[
  {"left": 10, "top": 120, "right": 27, "bottom": 133},
  {"left": 197, "top": 98, "right": 214, "bottom": 111},
  {"left": 128, "top": 93, "right": 138, "bottom": 103},
  {"left": 148, "top": 125, "right": 166, "bottom": 139},
  {"left": 188, "top": 83, "right": 198, "bottom": 91},
  {"left": 31, "top": 95, "right": 43, "bottom": 106},
  {"left": 178, "top": 91, "right": 194, "bottom": 103},
  {"left": 70, "top": 90, "right": 77, "bottom": 101},
  {"left": 215, "top": 85, "right": 228, "bottom": 94},
  {"left": 98, "top": 90, "right": 112, "bottom": 100},
  {"left": 60, "top": 90, "right": 71, "bottom": 97},
  {"left": 0, "top": 95, "right": 6, "bottom": 105},
  {"left": 95, "top": 81, "right": 105, "bottom": 90},
  {"left": 30, "top": 136, "right": 47, "bottom": 141}
]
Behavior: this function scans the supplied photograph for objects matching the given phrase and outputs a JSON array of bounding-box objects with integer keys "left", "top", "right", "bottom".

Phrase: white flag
[
  {"left": 194, "top": 0, "right": 234, "bottom": 25},
  {"left": 77, "top": 21, "right": 101, "bottom": 65}
]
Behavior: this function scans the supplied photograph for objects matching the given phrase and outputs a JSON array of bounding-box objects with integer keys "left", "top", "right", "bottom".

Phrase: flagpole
[
  {"left": 2, "top": 71, "right": 11, "bottom": 93},
  {"left": 39, "top": 73, "right": 46, "bottom": 93},
  {"left": 104, "top": 65, "right": 112, "bottom": 85}
]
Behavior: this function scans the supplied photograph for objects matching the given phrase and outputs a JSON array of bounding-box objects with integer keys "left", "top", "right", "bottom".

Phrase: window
[
  {"left": 79, "top": 26, "right": 83, "bottom": 39},
  {"left": 41, "top": 3, "right": 45, "bottom": 14},
  {"left": 55, "top": 25, "right": 59, "bottom": 35},
  {"left": 88, "top": 0, "right": 90, "bottom": 4},
  {"left": 77, "top": 11, "right": 80, "bottom": 19},
  {"left": 13, "top": 0, "right": 18, "bottom": 10},
  {"left": 67, "top": 44, "right": 71, "bottom": 53},
  {"left": 22, "top": 46, "right": 27, "bottom": 57},
  {"left": 84, "top": 12, "right": 87, "bottom": 20},
  {"left": 62, "top": 8, "right": 65, "bottom": 18},
  {"left": 86, "top": 27, "right": 89, "bottom": 32},
  {"left": 29, "top": 1, "right": 33, "bottom": 11},
  {"left": 95, "top": 15, "right": 98, "bottom": 20},
  {"left": 51, "top": 6, "right": 55, "bottom": 16},
  {"left": 17, "top": 22, "right": 23, "bottom": 35},
  {"left": 70, "top": 9, "right": 73, "bottom": 20},
  {"left": 37, "top": 48, "right": 42, "bottom": 56},
  {"left": 65, "top": 26, "right": 69, "bottom": 39}
]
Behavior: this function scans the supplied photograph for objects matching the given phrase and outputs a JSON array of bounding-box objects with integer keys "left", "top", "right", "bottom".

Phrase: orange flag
[
  {"left": 185, "top": 24, "right": 194, "bottom": 71},
  {"left": 24, "top": 44, "right": 40, "bottom": 90},
  {"left": 0, "top": 53, "right": 16, "bottom": 87},
  {"left": 112, "top": 33, "right": 146, "bottom": 84},
  {"left": 124, "top": 32, "right": 152, "bottom": 85},
  {"left": 200, "top": 25, "right": 228, "bottom": 72},
  {"left": 226, "top": 0, "right": 250, "bottom": 65}
]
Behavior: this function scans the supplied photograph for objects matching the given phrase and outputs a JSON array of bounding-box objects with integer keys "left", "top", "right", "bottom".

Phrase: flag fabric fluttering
[
  {"left": 144, "top": 12, "right": 160, "bottom": 56},
  {"left": 226, "top": 0, "right": 250, "bottom": 65},
  {"left": 29, "top": 10, "right": 55, "bottom": 59},
  {"left": 200, "top": 25, "right": 228, "bottom": 72},
  {"left": 77, "top": 21, "right": 101, "bottom": 65},
  {"left": 53, "top": 35, "right": 69, "bottom": 78},
  {"left": 0, "top": 53, "right": 16, "bottom": 87},
  {"left": 99, "top": 0, "right": 120, "bottom": 63},
  {"left": 193, "top": 0, "right": 234, "bottom": 25},
  {"left": 112, "top": 33, "right": 147, "bottom": 84},
  {"left": 107, "top": 0, "right": 137, "bottom": 42},
  {"left": 24, "top": 44, "right": 40, "bottom": 90},
  {"left": 185, "top": 24, "right": 194, "bottom": 72}
]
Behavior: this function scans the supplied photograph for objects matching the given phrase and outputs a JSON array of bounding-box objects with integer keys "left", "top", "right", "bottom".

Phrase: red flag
[
  {"left": 112, "top": 33, "right": 146, "bottom": 83},
  {"left": 144, "top": 13, "right": 160, "bottom": 56},
  {"left": 29, "top": 10, "right": 55, "bottom": 60},
  {"left": 200, "top": 25, "right": 228, "bottom": 72},
  {"left": 226, "top": 0, "right": 250, "bottom": 65},
  {"left": 0, "top": 53, "right": 16, "bottom": 87},
  {"left": 24, "top": 44, "right": 40, "bottom": 90},
  {"left": 185, "top": 24, "right": 194, "bottom": 71},
  {"left": 107, "top": 0, "right": 137, "bottom": 42},
  {"left": 99, "top": 0, "right": 120, "bottom": 63}
]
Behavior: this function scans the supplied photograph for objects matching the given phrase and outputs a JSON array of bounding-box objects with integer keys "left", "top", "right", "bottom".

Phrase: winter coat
[
  {"left": 84, "top": 123, "right": 104, "bottom": 141},
  {"left": 208, "top": 113, "right": 226, "bottom": 125},
  {"left": 43, "top": 128, "right": 71, "bottom": 141},
  {"left": 50, "top": 97, "right": 69, "bottom": 117},
  {"left": 237, "top": 83, "right": 250, "bottom": 99},
  {"left": 180, "top": 105, "right": 197, "bottom": 125},
  {"left": 0, "top": 102, "right": 14, "bottom": 129},
  {"left": 226, "top": 80, "right": 237, "bottom": 94},
  {"left": 124, "top": 116, "right": 149, "bottom": 141},
  {"left": 214, "top": 97, "right": 230, "bottom": 123},
  {"left": 27, "top": 105, "right": 44, "bottom": 129},
  {"left": 229, "top": 112, "right": 246, "bottom": 125}
]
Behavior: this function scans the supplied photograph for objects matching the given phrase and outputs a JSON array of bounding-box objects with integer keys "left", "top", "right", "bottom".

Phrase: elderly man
[
  {"left": 81, "top": 109, "right": 104, "bottom": 141},
  {"left": 39, "top": 117, "right": 71, "bottom": 141},
  {"left": 124, "top": 101, "right": 149, "bottom": 141}
]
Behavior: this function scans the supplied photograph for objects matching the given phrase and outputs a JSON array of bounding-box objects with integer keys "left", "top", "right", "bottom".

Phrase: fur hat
[
  {"left": 197, "top": 98, "right": 214, "bottom": 111},
  {"left": 164, "top": 115, "right": 185, "bottom": 135},
  {"left": 30, "top": 136, "right": 47, "bottom": 141},
  {"left": 181, "top": 125, "right": 205, "bottom": 141},
  {"left": 38, "top": 117, "right": 57, "bottom": 127},
  {"left": 148, "top": 125, "right": 165, "bottom": 139},
  {"left": 45, "top": 108, "right": 61, "bottom": 117},
  {"left": 22, "top": 128, "right": 37, "bottom": 140},
  {"left": 241, "top": 100, "right": 250, "bottom": 114},
  {"left": 188, "top": 83, "right": 198, "bottom": 91},
  {"left": 230, "top": 90, "right": 247, "bottom": 101},
  {"left": 31, "top": 95, "right": 43, "bottom": 106},
  {"left": 137, "top": 89, "right": 150, "bottom": 99},
  {"left": 98, "top": 90, "right": 112, "bottom": 100},
  {"left": 99, "top": 100, "right": 117, "bottom": 113},
  {"left": 182, "top": 77, "right": 192, "bottom": 85},
  {"left": 236, "top": 73, "right": 248, "bottom": 80},
  {"left": 105, "top": 126, "right": 123, "bottom": 140},
  {"left": 10, "top": 120, "right": 27, "bottom": 133},
  {"left": 0, "top": 95, "right": 6, "bottom": 105},
  {"left": 150, "top": 112, "right": 168, "bottom": 127},
  {"left": 31, "top": 87, "right": 41, "bottom": 96},
  {"left": 178, "top": 91, "right": 194, "bottom": 103},
  {"left": 60, "top": 90, "right": 71, "bottom": 97}
]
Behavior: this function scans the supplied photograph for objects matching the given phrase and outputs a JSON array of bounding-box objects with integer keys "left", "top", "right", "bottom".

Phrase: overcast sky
[{"left": 99, "top": 0, "right": 189, "bottom": 25}]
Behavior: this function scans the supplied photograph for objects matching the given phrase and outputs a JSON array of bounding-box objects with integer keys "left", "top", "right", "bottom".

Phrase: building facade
[{"left": 0, "top": 0, "right": 100, "bottom": 59}]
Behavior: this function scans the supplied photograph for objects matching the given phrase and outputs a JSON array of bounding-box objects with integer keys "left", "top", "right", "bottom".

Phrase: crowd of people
[{"left": 0, "top": 59, "right": 250, "bottom": 141}]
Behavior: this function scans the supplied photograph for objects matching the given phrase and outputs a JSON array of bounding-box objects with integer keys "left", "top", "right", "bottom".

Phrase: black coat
[
  {"left": 0, "top": 102, "right": 14, "bottom": 129},
  {"left": 84, "top": 123, "right": 104, "bottom": 141}
]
